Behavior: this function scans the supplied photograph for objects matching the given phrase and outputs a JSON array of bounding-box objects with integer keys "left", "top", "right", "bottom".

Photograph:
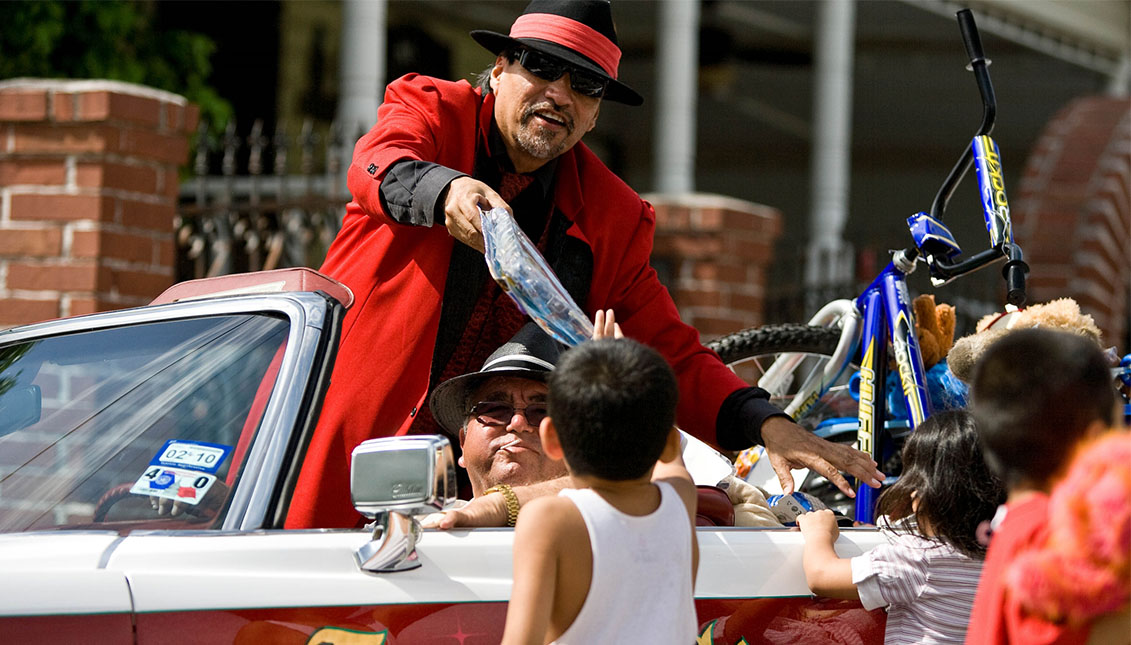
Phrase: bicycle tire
[
  {"left": 709, "top": 323, "right": 842, "bottom": 364},
  {"left": 709, "top": 324, "right": 856, "bottom": 431},
  {"left": 709, "top": 324, "right": 860, "bottom": 515}
]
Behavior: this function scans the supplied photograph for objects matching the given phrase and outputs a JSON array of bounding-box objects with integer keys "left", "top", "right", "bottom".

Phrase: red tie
[
  {"left": 406, "top": 172, "right": 537, "bottom": 437},
  {"left": 498, "top": 171, "right": 535, "bottom": 202}
]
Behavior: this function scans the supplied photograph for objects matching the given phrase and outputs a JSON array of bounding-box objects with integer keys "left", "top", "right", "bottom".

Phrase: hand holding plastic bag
[{"left": 480, "top": 207, "right": 593, "bottom": 346}]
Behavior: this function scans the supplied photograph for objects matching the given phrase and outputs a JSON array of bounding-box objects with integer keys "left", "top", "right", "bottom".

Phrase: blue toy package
[
  {"left": 934, "top": 363, "right": 969, "bottom": 409},
  {"left": 766, "top": 492, "right": 827, "bottom": 526},
  {"left": 480, "top": 206, "right": 594, "bottom": 346},
  {"left": 886, "top": 360, "right": 968, "bottom": 418}
]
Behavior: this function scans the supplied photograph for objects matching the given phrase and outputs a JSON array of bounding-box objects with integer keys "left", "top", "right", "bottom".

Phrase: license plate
[
  {"left": 130, "top": 466, "right": 217, "bottom": 505},
  {"left": 128, "top": 439, "right": 232, "bottom": 506}
]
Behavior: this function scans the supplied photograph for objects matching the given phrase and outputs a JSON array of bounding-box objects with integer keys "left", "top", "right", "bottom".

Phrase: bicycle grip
[
  {"left": 957, "top": 9, "right": 987, "bottom": 64},
  {"left": 1003, "top": 256, "right": 1029, "bottom": 307}
]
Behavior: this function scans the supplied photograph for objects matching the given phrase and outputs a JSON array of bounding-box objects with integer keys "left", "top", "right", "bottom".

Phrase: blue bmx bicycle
[{"left": 710, "top": 10, "right": 1029, "bottom": 524}]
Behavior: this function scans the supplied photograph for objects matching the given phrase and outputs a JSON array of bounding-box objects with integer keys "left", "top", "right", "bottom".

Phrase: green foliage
[
  {"left": 0, "top": 342, "right": 35, "bottom": 398},
  {"left": 0, "top": 0, "right": 231, "bottom": 133}
]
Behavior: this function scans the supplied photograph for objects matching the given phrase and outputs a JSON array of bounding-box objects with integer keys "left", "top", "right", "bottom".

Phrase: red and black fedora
[{"left": 471, "top": 0, "right": 643, "bottom": 106}]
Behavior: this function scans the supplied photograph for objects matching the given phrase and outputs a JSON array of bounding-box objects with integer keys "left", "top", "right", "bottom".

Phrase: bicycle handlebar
[
  {"left": 915, "top": 10, "right": 1029, "bottom": 306},
  {"left": 926, "top": 247, "right": 995, "bottom": 279},
  {"left": 958, "top": 9, "right": 986, "bottom": 64},
  {"left": 960, "top": 9, "right": 997, "bottom": 138},
  {"left": 1002, "top": 243, "right": 1029, "bottom": 306},
  {"left": 929, "top": 9, "right": 997, "bottom": 222}
]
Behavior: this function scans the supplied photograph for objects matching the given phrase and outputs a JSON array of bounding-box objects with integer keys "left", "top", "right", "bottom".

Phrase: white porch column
[
  {"left": 337, "top": 0, "right": 386, "bottom": 191},
  {"left": 805, "top": 0, "right": 856, "bottom": 292},
  {"left": 653, "top": 0, "right": 700, "bottom": 194},
  {"left": 1108, "top": 54, "right": 1130, "bottom": 96}
]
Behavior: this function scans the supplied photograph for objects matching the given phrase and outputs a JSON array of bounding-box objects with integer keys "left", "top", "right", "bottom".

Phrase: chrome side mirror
[{"left": 350, "top": 435, "right": 457, "bottom": 572}]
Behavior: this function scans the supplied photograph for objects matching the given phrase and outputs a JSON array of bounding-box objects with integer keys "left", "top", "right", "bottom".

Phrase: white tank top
[{"left": 552, "top": 481, "right": 696, "bottom": 644}]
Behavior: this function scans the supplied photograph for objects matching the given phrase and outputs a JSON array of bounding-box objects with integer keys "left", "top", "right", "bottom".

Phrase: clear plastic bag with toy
[{"left": 480, "top": 206, "right": 594, "bottom": 346}]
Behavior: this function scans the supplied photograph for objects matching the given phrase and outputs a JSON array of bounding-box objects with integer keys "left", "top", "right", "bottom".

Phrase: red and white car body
[{"left": 0, "top": 269, "right": 886, "bottom": 644}]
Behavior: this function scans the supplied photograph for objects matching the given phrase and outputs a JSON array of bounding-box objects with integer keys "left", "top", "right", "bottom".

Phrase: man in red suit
[{"left": 286, "top": 0, "right": 883, "bottom": 529}]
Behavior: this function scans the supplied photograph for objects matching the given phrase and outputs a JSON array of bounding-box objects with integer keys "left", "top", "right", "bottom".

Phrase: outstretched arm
[
  {"left": 762, "top": 416, "right": 885, "bottom": 498},
  {"left": 796, "top": 509, "right": 859, "bottom": 600},
  {"left": 501, "top": 498, "right": 568, "bottom": 645},
  {"left": 441, "top": 176, "right": 511, "bottom": 253},
  {"left": 422, "top": 475, "right": 572, "bottom": 529},
  {"left": 652, "top": 444, "right": 700, "bottom": 584}
]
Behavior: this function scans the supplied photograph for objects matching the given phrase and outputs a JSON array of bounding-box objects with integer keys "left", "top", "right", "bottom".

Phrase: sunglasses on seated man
[
  {"left": 469, "top": 400, "right": 550, "bottom": 427},
  {"left": 513, "top": 48, "right": 609, "bottom": 99}
]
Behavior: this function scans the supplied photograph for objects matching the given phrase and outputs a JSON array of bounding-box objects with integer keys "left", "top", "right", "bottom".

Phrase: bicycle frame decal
[
  {"left": 856, "top": 339, "right": 877, "bottom": 457},
  {"left": 854, "top": 288, "right": 886, "bottom": 521},
  {"left": 886, "top": 280, "right": 930, "bottom": 428},
  {"left": 973, "top": 135, "right": 1012, "bottom": 248},
  {"left": 795, "top": 388, "right": 822, "bottom": 418},
  {"left": 851, "top": 270, "right": 932, "bottom": 522}
]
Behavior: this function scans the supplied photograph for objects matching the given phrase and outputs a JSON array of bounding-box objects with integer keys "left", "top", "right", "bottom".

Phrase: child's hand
[
  {"left": 797, "top": 510, "right": 858, "bottom": 600},
  {"left": 592, "top": 309, "right": 623, "bottom": 340},
  {"left": 797, "top": 508, "right": 840, "bottom": 543}
]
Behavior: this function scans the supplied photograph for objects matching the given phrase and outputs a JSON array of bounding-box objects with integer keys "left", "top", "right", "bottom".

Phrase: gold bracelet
[{"left": 483, "top": 484, "right": 520, "bottom": 527}]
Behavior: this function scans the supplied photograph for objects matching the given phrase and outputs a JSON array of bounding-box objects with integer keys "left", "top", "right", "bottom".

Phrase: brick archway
[{"left": 1013, "top": 96, "right": 1131, "bottom": 352}]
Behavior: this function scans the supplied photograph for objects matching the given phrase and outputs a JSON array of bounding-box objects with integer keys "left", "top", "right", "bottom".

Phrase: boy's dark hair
[
  {"left": 547, "top": 338, "right": 678, "bottom": 480},
  {"left": 877, "top": 410, "right": 1005, "bottom": 559},
  {"left": 971, "top": 328, "right": 1115, "bottom": 490}
]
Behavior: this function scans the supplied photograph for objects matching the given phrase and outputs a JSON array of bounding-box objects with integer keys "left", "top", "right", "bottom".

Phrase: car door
[
  {"left": 109, "top": 525, "right": 887, "bottom": 644},
  {"left": 112, "top": 529, "right": 511, "bottom": 644},
  {"left": 0, "top": 289, "right": 344, "bottom": 639},
  {"left": 0, "top": 533, "right": 134, "bottom": 643}
]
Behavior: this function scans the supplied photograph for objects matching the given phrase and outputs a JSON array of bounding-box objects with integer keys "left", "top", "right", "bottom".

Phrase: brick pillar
[
  {"left": 647, "top": 193, "right": 783, "bottom": 340},
  {"left": 1013, "top": 96, "right": 1131, "bottom": 351},
  {"left": 0, "top": 79, "right": 198, "bottom": 328}
]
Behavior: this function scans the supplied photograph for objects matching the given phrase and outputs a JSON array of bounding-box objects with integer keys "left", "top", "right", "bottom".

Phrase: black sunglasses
[
  {"left": 514, "top": 48, "right": 608, "bottom": 99},
  {"left": 469, "top": 400, "right": 550, "bottom": 427}
]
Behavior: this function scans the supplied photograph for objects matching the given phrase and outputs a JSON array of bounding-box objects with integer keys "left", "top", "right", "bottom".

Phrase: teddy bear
[
  {"left": 880, "top": 293, "right": 961, "bottom": 415},
  {"left": 947, "top": 297, "right": 1104, "bottom": 383},
  {"left": 913, "top": 293, "right": 957, "bottom": 369}
]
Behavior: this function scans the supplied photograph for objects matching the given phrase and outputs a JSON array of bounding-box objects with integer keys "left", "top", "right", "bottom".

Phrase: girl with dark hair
[{"left": 797, "top": 410, "right": 1005, "bottom": 644}]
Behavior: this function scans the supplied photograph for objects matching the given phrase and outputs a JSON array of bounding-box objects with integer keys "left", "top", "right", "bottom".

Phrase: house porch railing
[{"left": 175, "top": 118, "right": 360, "bottom": 282}]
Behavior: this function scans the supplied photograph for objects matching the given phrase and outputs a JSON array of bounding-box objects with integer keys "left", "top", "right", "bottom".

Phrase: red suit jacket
[{"left": 286, "top": 75, "right": 750, "bottom": 528}]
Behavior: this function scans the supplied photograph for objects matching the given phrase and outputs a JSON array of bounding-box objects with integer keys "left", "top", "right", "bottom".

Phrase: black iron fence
[
  {"left": 175, "top": 118, "right": 362, "bottom": 282},
  {"left": 175, "top": 119, "right": 998, "bottom": 336}
]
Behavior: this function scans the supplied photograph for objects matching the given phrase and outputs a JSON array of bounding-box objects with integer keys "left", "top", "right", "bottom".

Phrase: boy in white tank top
[{"left": 502, "top": 313, "right": 699, "bottom": 644}]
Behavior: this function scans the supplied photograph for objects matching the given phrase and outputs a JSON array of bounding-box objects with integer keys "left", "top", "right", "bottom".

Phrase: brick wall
[
  {"left": 1013, "top": 96, "right": 1131, "bottom": 351},
  {"left": 0, "top": 79, "right": 197, "bottom": 328},
  {"left": 647, "top": 193, "right": 783, "bottom": 339}
]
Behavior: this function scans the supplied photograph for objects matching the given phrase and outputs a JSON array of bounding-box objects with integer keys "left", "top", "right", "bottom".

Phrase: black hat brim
[
  {"left": 428, "top": 367, "right": 550, "bottom": 437},
  {"left": 471, "top": 29, "right": 643, "bottom": 106}
]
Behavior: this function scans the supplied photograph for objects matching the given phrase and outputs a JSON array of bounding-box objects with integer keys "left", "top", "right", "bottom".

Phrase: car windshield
[{"left": 0, "top": 314, "right": 289, "bottom": 533}]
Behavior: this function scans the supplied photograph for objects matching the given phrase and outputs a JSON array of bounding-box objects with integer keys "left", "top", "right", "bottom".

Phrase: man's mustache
[{"left": 522, "top": 102, "right": 574, "bottom": 134}]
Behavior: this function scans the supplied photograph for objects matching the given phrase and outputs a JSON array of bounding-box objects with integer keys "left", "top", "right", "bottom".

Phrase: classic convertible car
[{"left": 0, "top": 268, "right": 887, "bottom": 643}]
